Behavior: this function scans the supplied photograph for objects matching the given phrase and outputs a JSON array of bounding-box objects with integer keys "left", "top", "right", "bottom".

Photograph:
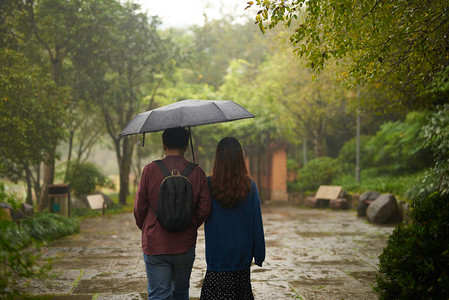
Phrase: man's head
[{"left": 162, "top": 127, "right": 189, "bottom": 152}]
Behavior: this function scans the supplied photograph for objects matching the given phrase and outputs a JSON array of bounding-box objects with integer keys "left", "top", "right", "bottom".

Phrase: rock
[
  {"left": 1, "top": 202, "right": 31, "bottom": 222},
  {"left": 21, "top": 203, "right": 34, "bottom": 217},
  {"left": 0, "top": 202, "right": 13, "bottom": 221},
  {"left": 305, "top": 196, "right": 318, "bottom": 208},
  {"left": 366, "top": 193, "right": 400, "bottom": 224},
  {"left": 330, "top": 198, "right": 350, "bottom": 210},
  {"left": 357, "top": 191, "right": 381, "bottom": 217},
  {"left": 398, "top": 200, "right": 411, "bottom": 223}
]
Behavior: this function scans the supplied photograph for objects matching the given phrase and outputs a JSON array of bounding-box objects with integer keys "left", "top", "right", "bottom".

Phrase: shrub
[
  {"left": 0, "top": 182, "right": 21, "bottom": 211},
  {"left": 0, "top": 185, "right": 80, "bottom": 298},
  {"left": 20, "top": 213, "right": 80, "bottom": 243},
  {"left": 375, "top": 192, "right": 449, "bottom": 299},
  {"left": 338, "top": 135, "right": 372, "bottom": 167},
  {"left": 0, "top": 213, "right": 79, "bottom": 299},
  {"left": 65, "top": 161, "right": 114, "bottom": 198},
  {"left": 375, "top": 105, "right": 449, "bottom": 299},
  {"left": 294, "top": 157, "right": 344, "bottom": 192},
  {"left": 332, "top": 168, "right": 423, "bottom": 196},
  {"left": 0, "top": 220, "right": 48, "bottom": 299},
  {"left": 365, "top": 111, "right": 432, "bottom": 174}
]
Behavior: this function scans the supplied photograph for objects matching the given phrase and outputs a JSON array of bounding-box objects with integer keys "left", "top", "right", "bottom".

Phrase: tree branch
[
  {"left": 25, "top": 0, "right": 54, "bottom": 60},
  {"left": 361, "top": 0, "right": 383, "bottom": 20}
]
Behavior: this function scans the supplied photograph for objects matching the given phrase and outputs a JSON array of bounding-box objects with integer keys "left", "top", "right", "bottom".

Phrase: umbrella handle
[
  {"left": 142, "top": 133, "right": 145, "bottom": 147},
  {"left": 188, "top": 127, "right": 195, "bottom": 163}
]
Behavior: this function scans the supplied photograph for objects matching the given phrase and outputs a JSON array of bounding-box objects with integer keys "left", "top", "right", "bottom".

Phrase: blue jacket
[{"left": 204, "top": 177, "right": 266, "bottom": 271}]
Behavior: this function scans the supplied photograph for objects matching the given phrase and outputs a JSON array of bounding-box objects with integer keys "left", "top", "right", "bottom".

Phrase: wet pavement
[{"left": 22, "top": 204, "right": 394, "bottom": 300}]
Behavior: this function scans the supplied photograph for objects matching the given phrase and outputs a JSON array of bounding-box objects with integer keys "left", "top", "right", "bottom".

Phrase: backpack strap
[
  {"left": 154, "top": 160, "right": 197, "bottom": 178},
  {"left": 154, "top": 160, "right": 170, "bottom": 177},
  {"left": 182, "top": 162, "right": 198, "bottom": 178}
]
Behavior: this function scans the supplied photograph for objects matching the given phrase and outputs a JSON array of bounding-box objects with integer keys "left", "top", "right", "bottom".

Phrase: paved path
[{"left": 23, "top": 205, "right": 394, "bottom": 299}]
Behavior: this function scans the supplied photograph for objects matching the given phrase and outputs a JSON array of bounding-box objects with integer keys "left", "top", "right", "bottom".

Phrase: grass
[{"left": 332, "top": 169, "right": 424, "bottom": 200}]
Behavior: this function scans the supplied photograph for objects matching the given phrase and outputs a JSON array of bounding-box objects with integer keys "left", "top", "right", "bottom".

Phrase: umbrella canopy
[
  {"left": 119, "top": 99, "right": 254, "bottom": 136},
  {"left": 119, "top": 99, "right": 255, "bottom": 162}
]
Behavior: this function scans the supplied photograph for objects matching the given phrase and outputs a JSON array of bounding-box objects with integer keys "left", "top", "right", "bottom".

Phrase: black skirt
[{"left": 200, "top": 269, "right": 254, "bottom": 300}]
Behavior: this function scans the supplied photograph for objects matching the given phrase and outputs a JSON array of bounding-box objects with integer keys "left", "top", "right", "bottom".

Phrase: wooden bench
[{"left": 305, "top": 185, "right": 350, "bottom": 209}]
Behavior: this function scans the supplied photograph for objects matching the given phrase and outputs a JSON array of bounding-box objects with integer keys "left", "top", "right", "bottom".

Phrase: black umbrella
[{"left": 119, "top": 99, "right": 254, "bottom": 162}]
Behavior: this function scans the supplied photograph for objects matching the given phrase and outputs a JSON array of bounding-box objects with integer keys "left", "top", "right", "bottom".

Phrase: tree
[
  {"left": 87, "top": 3, "right": 174, "bottom": 205},
  {"left": 249, "top": 0, "right": 449, "bottom": 103},
  {"left": 0, "top": 49, "right": 66, "bottom": 205},
  {"left": 187, "top": 18, "right": 271, "bottom": 88},
  {"left": 11, "top": 0, "right": 102, "bottom": 209},
  {"left": 251, "top": 48, "right": 350, "bottom": 157}
]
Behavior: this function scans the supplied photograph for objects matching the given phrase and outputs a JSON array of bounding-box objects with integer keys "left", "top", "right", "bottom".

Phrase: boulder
[
  {"left": 0, "top": 202, "right": 34, "bottom": 222},
  {"left": 305, "top": 196, "right": 318, "bottom": 208},
  {"left": 0, "top": 202, "right": 12, "bottom": 221},
  {"left": 330, "top": 198, "right": 350, "bottom": 210},
  {"left": 366, "top": 193, "right": 400, "bottom": 224},
  {"left": 21, "top": 203, "right": 34, "bottom": 217},
  {"left": 398, "top": 201, "right": 411, "bottom": 223},
  {"left": 357, "top": 191, "right": 381, "bottom": 217}
]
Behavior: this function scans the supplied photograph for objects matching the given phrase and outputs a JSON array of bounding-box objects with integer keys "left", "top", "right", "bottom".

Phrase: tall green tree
[
  {"left": 249, "top": 0, "right": 449, "bottom": 103},
  {"left": 74, "top": 2, "right": 175, "bottom": 205},
  {"left": 0, "top": 49, "right": 66, "bottom": 205},
  {"left": 240, "top": 47, "right": 350, "bottom": 158},
  {"left": 187, "top": 18, "right": 271, "bottom": 88},
  {"left": 12, "top": 0, "right": 98, "bottom": 209}
]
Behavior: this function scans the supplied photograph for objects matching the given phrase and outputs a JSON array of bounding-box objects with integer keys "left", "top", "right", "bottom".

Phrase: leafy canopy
[{"left": 249, "top": 0, "right": 449, "bottom": 99}]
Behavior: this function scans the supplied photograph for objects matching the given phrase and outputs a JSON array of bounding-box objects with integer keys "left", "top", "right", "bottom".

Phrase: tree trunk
[
  {"left": 33, "top": 162, "right": 41, "bottom": 202},
  {"left": 38, "top": 148, "right": 55, "bottom": 211},
  {"left": 24, "top": 164, "right": 33, "bottom": 206},
  {"left": 66, "top": 129, "right": 74, "bottom": 180},
  {"left": 117, "top": 137, "right": 134, "bottom": 205}
]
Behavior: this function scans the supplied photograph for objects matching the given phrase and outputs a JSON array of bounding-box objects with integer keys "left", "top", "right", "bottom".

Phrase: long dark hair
[{"left": 211, "top": 137, "right": 251, "bottom": 208}]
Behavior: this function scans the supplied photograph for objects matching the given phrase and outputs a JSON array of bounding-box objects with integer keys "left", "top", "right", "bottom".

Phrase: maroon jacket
[{"left": 134, "top": 155, "right": 211, "bottom": 255}]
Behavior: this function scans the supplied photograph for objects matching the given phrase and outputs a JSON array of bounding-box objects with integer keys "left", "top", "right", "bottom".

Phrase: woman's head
[{"left": 212, "top": 137, "right": 251, "bottom": 208}]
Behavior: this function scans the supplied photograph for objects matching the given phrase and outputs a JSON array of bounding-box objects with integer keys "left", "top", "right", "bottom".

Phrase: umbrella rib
[{"left": 210, "top": 102, "right": 230, "bottom": 122}]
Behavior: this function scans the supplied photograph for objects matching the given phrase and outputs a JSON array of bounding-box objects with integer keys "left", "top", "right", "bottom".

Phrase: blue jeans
[{"left": 143, "top": 247, "right": 195, "bottom": 300}]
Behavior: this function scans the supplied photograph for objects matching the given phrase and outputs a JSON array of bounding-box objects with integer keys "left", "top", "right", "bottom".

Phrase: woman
[{"left": 200, "top": 137, "right": 265, "bottom": 300}]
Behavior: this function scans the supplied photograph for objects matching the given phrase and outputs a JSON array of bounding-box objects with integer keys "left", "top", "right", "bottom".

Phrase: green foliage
[
  {"left": 376, "top": 105, "right": 449, "bottom": 298},
  {"left": 419, "top": 105, "right": 449, "bottom": 196},
  {"left": 0, "top": 182, "right": 20, "bottom": 211},
  {"left": 0, "top": 188, "right": 79, "bottom": 299},
  {"left": 375, "top": 192, "right": 449, "bottom": 299},
  {"left": 0, "top": 49, "right": 67, "bottom": 183},
  {"left": 365, "top": 112, "right": 431, "bottom": 173},
  {"left": 293, "top": 157, "right": 344, "bottom": 192},
  {"left": 333, "top": 168, "right": 422, "bottom": 196},
  {"left": 0, "top": 220, "right": 48, "bottom": 299},
  {"left": 64, "top": 161, "right": 114, "bottom": 199},
  {"left": 337, "top": 135, "right": 371, "bottom": 166},
  {"left": 20, "top": 213, "right": 80, "bottom": 243},
  {"left": 250, "top": 0, "right": 449, "bottom": 100}
]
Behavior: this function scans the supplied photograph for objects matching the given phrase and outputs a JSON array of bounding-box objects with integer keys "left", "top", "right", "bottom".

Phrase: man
[{"left": 134, "top": 127, "right": 211, "bottom": 300}]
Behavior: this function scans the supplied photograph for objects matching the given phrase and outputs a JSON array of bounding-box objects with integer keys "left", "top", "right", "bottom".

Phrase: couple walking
[{"left": 134, "top": 127, "right": 266, "bottom": 300}]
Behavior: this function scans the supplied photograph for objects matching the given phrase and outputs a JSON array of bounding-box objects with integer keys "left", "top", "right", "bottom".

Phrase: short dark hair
[{"left": 162, "top": 127, "right": 189, "bottom": 149}]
